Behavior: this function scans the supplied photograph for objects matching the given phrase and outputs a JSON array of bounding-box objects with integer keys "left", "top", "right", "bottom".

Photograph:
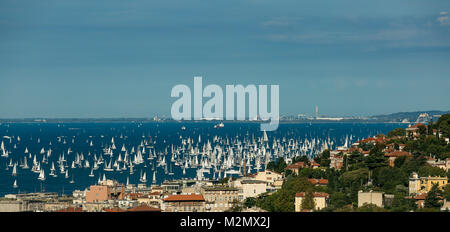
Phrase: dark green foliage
[
  {"left": 436, "top": 114, "right": 450, "bottom": 138},
  {"left": 417, "top": 165, "right": 447, "bottom": 177},
  {"left": 390, "top": 193, "right": 416, "bottom": 212},
  {"left": 394, "top": 155, "right": 407, "bottom": 168},
  {"left": 301, "top": 190, "right": 316, "bottom": 210},
  {"left": 372, "top": 167, "right": 408, "bottom": 193},
  {"left": 388, "top": 128, "right": 406, "bottom": 137},
  {"left": 243, "top": 197, "right": 256, "bottom": 208},
  {"left": 424, "top": 184, "right": 443, "bottom": 209},
  {"left": 313, "top": 150, "right": 330, "bottom": 167},
  {"left": 256, "top": 176, "right": 313, "bottom": 212},
  {"left": 266, "top": 157, "right": 287, "bottom": 174},
  {"left": 443, "top": 184, "right": 450, "bottom": 201}
]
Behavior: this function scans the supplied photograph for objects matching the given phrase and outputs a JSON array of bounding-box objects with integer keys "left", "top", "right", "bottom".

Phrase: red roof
[
  {"left": 163, "top": 194, "right": 205, "bottom": 202},
  {"left": 148, "top": 191, "right": 162, "bottom": 196},
  {"left": 287, "top": 162, "right": 306, "bottom": 169},
  {"left": 385, "top": 151, "right": 411, "bottom": 157},
  {"left": 104, "top": 207, "right": 126, "bottom": 212},
  {"left": 295, "top": 192, "right": 329, "bottom": 198},
  {"left": 357, "top": 137, "right": 387, "bottom": 144},
  {"left": 410, "top": 123, "right": 426, "bottom": 129},
  {"left": 308, "top": 179, "right": 329, "bottom": 185}
]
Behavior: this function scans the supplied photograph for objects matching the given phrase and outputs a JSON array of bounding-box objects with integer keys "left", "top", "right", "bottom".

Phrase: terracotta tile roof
[
  {"left": 127, "top": 205, "right": 161, "bottom": 212},
  {"left": 357, "top": 137, "right": 387, "bottom": 144},
  {"left": 148, "top": 191, "right": 162, "bottom": 196},
  {"left": 410, "top": 123, "right": 426, "bottom": 129},
  {"left": 163, "top": 194, "right": 205, "bottom": 202},
  {"left": 311, "top": 161, "right": 320, "bottom": 167},
  {"left": 287, "top": 162, "right": 306, "bottom": 169},
  {"left": 385, "top": 151, "right": 411, "bottom": 157},
  {"left": 104, "top": 207, "right": 126, "bottom": 212},
  {"left": 295, "top": 192, "right": 329, "bottom": 198},
  {"left": 309, "top": 179, "right": 329, "bottom": 185},
  {"left": 406, "top": 193, "right": 428, "bottom": 200}
]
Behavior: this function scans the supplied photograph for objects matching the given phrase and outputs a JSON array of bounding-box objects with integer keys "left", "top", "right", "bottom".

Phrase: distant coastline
[{"left": 0, "top": 110, "right": 448, "bottom": 124}]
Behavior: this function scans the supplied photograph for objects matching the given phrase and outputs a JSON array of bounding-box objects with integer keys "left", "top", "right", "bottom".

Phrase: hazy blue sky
[{"left": 1, "top": 0, "right": 450, "bottom": 118}]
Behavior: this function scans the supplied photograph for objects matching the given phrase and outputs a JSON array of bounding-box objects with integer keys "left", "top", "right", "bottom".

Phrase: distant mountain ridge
[{"left": 370, "top": 110, "right": 450, "bottom": 123}]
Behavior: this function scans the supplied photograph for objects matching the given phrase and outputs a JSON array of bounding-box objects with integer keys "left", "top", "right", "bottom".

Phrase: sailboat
[
  {"left": 89, "top": 168, "right": 94, "bottom": 177},
  {"left": 12, "top": 163, "right": 17, "bottom": 176},
  {"left": 152, "top": 171, "right": 156, "bottom": 184},
  {"left": 38, "top": 169, "right": 46, "bottom": 181},
  {"left": 13, "top": 180, "right": 18, "bottom": 189},
  {"left": 140, "top": 171, "right": 147, "bottom": 183},
  {"left": 168, "top": 164, "right": 174, "bottom": 175}
]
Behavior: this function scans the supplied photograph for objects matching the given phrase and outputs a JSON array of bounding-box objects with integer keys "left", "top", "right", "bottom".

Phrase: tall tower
[{"left": 315, "top": 105, "right": 319, "bottom": 118}]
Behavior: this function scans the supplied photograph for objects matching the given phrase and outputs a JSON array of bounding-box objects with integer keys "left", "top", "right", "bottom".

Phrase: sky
[{"left": 0, "top": 0, "right": 450, "bottom": 118}]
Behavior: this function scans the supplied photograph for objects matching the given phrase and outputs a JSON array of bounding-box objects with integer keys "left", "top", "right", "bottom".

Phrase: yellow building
[
  {"left": 201, "top": 186, "right": 239, "bottom": 212},
  {"left": 295, "top": 192, "right": 329, "bottom": 212},
  {"left": 409, "top": 172, "right": 448, "bottom": 195}
]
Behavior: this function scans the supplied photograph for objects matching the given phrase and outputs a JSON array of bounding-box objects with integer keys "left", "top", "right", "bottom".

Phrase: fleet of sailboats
[{"left": 0, "top": 122, "right": 377, "bottom": 192}]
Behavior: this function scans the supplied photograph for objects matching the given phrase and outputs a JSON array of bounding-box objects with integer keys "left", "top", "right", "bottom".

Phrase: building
[
  {"left": 237, "top": 179, "right": 267, "bottom": 201},
  {"left": 405, "top": 123, "right": 426, "bottom": 138},
  {"left": 85, "top": 180, "right": 125, "bottom": 203},
  {"left": 285, "top": 162, "right": 307, "bottom": 175},
  {"left": 294, "top": 192, "right": 329, "bottom": 212},
  {"left": 0, "top": 200, "right": 27, "bottom": 212},
  {"left": 329, "top": 151, "right": 344, "bottom": 170},
  {"left": 357, "top": 191, "right": 384, "bottom": 208},
  {"left": 427, "top": 157, "right": 450, "bottom": 171},
  {"left": 86, "top": 185, "right": 110, "bottom": 203},
  {"left": 163, "top": 194, "right": 205, "bottom": 212},
  {"left": 254, "top": 170, "right": 283, "bottom": 189},
  {"left": 384, "top": 151, "right": 412, "bottom": 167},
  {"left": 409, "top": 172, "right": 448, "bottom": 195},
  {"left": 201, "top": 186, "right": 239, "bottom": 212}
]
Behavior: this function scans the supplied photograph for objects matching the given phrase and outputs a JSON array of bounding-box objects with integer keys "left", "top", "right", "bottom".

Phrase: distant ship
[{"left": 214, "top": 122, "right": 224, "bottom": 129}]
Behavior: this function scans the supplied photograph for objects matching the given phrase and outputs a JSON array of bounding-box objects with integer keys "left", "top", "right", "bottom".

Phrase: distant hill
[{"left": 370, "top": 110, "right": 450, "bottom": 123}]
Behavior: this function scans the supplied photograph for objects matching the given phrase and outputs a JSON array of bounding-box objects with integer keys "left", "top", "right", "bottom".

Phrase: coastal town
[{"left": 1, "top": 114, "right": 449, "bottom": 212}]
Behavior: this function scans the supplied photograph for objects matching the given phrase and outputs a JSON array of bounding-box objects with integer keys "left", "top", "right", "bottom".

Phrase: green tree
[
  {"left": 391, "top": 193, "right": 416, "bottom": 212},
  {"left": 388, "top": 128, "right": 406, "bottom": 137},
  {"left": 443, "top": 184, "right": 450, "bottom": 201},
  {"left": 373, "top": 167, "right": 408, "bottom": 193},
  {"left": 314, "top": 150, "right": 330, "bottom": 167},
  {"left": 394, "top": 155, "right": 407, "bottom": 168},
  {"left": 301, "top": 190, "right": 316, "bottom": 211},
  {"left": 356, "top": 203, "right": 388, "bottom": 212},
  {"left": 424, "top": 184, "right": 442, "bottom": 209},
  {"left": 256, "top": 176, "right": 313, "bottom": 212},
  {"left": 243, "top": 197, "right": 257, "bottom": 208},
  {"left": 329, "top": 191, "right": 348, "bottom": 209},
  {"left": 417, "top": 165, "right": 447, "bottom": 177},
  {"left": 436, "top": 114, "right": 450, "bottom": 138}
]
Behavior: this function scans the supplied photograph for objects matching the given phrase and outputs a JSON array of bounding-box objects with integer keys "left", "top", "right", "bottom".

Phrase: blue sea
[{"left": 0, "top": 122, "right": 406, "bottom": 196}]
